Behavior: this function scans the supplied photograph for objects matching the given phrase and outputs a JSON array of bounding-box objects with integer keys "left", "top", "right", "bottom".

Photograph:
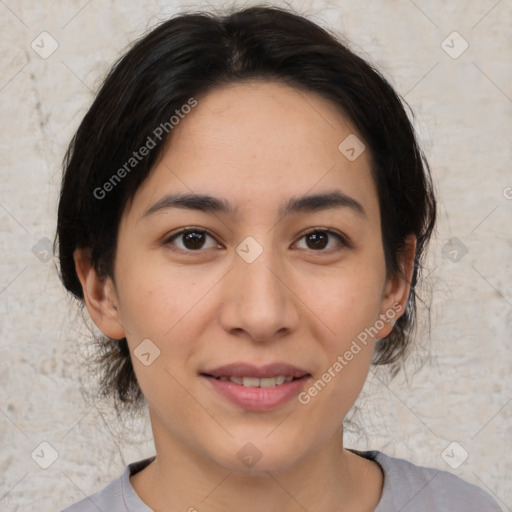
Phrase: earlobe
[
  {"left": 73, "top": 248, "right": 126, "bottom": 340},
  {"left": 377, "top": 235, "right": 417, "bottom": 338}
]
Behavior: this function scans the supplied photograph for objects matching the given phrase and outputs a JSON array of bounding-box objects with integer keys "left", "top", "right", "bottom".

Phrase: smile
[
  {"left": 200, "top": 362, "right": 311, "bottom": 411},
  {"left": 213, "top": 375, "right": 296, "bottom": 387}
]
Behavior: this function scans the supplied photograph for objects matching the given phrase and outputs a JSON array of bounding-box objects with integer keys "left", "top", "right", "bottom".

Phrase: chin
[{"left": 205, "top": 434, "right": 310, "bottom": 475}]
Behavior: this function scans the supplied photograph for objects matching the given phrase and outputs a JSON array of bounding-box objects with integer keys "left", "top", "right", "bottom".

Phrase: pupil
[
  {"left": 307, "top": 232, "right": 327, "bottom": 250},
  {"left": 184, "top": 231, "right": 205, "bottom": 249}
]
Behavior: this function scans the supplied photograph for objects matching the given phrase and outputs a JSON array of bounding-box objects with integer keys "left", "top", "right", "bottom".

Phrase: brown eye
[
  {"left": 182, "top": 230, "right": 207, "bottom": 250},
  {"left": 295, "top": 229, "right": 348, "bottom": 251},
  {"left": 305, "top": 231, "right": 328, "bottom": 250},
  {"left": 166, "top": 229, "right": 220, "bottom": 251}
]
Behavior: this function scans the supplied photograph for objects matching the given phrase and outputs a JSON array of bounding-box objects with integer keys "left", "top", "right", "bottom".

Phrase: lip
[
  {"left": 200, "top": 362, "right": 311, "bottom": 411},
  {"left": 202, "top": 362, "right": 310, "bottom": 379}
]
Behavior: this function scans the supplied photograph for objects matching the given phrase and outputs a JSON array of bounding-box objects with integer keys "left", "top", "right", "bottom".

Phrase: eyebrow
[{"left": 141, "top": 190, "right": 366, "bottom": 220}]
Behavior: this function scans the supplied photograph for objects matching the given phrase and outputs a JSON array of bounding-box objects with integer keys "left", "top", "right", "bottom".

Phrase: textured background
[{"left": 0, "top": 0, "right": 511, "bottom": 510}]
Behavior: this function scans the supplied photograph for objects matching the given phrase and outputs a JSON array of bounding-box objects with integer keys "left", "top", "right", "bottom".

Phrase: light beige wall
[{"left": 0, "top": 1, "right": 511, "bottom": 510}]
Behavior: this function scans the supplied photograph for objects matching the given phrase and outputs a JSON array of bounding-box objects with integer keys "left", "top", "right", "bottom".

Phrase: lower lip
[{"left": 202, "top": 375, "right": 310, "bottom": 411}]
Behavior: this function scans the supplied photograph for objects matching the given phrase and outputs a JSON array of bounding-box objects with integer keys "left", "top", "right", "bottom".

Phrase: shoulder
[
  {"left": 57, "top": 475, "right": 125, "bottom": 512},
  {"left": 357, "top": 450, "right": 503, "bottom": 512},
  {"left": 58, "top": 457, "right": 155, "bottom": 512}
]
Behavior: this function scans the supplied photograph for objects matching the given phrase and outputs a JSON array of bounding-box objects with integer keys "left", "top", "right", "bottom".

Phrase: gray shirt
[{"left": 59, "top": 450, "right": 503, "bottom": 511}]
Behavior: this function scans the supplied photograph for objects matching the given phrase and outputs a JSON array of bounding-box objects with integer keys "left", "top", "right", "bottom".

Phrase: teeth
[
  {"left": 217, "top": 376, "right": 297, "bottom": 387},
  {"left": 260, "top": 377, "right": 279, "bottom": 387},
  {"left": 242, "top": 377, "right": 260, "bottom": 387}
]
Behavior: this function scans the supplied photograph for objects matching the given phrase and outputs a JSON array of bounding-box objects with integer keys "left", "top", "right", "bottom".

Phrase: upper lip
[{"left": 201, "top": 362, "right": 310, "bottom": 379}]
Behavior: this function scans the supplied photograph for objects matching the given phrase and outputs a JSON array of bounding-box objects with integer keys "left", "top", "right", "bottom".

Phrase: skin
[{"left": 74, "top": 80, "right": 416, "bottom": 511}]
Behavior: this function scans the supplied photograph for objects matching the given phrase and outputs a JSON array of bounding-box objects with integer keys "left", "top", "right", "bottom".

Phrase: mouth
[
  {"left": 205, "top": 375, "right": 303, "bottom": 387},
  {"left": 200, "top": 362, "right": 311, "bottom": 411}
]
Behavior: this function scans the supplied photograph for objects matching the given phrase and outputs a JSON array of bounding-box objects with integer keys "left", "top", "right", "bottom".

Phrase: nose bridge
[{"left": 219, "top": 234, "right": 298, "bottom": 341}]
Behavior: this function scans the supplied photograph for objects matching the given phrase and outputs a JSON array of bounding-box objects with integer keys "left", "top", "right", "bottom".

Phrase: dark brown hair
[{"left": 54, "top": 5, "right": 436, "bottom": 412}]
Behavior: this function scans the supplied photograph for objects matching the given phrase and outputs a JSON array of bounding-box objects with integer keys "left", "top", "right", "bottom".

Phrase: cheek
[
  {"left": 114, "top": 258, "right": 220, "bottom": 391},
  {"left": 307, "top": 261, "right": 386, "bottom": 348},
  {"left": 115, "top": 253, "right": 206, "bottom": 340}
]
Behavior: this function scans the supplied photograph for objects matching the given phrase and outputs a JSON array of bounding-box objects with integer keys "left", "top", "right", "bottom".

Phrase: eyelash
[{"left": 163, "top": 227, "right": 351, "bottom": 254}]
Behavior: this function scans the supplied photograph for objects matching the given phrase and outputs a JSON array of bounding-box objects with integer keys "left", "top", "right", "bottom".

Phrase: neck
[{"left": 130, "top": 414, "right": 383, "bottom": 512}]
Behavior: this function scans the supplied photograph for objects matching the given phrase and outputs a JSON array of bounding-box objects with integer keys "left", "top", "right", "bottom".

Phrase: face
[{"left": 77, "top": 81, "right": 411, "bottom": 474}]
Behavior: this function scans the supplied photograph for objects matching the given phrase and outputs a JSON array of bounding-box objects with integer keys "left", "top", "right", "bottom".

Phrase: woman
[{"left": 55, "top": 5, "right": 502, "bottom": 511}]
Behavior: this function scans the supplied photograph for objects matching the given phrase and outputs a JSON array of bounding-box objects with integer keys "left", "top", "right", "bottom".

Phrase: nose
[{"left": 218, "top": 240, "right": 300, "bottom": 343}]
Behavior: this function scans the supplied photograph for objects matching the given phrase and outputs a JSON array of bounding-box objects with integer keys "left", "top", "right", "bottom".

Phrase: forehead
[{"left": 124, "top": 80, "right": 378, "bottom": 223}]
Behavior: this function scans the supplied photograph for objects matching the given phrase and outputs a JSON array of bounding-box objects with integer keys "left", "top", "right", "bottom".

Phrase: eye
[
  {"left": 294, "top": 228, "right": 349, "bottom": 251},
  {"left": 164, "top": 228, "right": 222, "bottom": 252}
]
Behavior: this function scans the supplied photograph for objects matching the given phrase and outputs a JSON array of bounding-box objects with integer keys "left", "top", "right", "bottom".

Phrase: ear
[
  {"left": 376, "top": 234, "right": 417, "bottom": 339},
  {"left": 73, "top": 248, "right": 126, "bottom": 340}
]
